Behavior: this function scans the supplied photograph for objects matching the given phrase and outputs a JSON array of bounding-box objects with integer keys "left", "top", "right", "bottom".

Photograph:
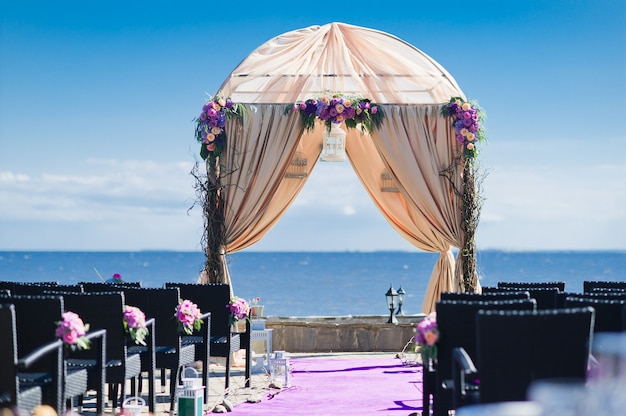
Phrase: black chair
[
  {"left": 591, "top": 287, "right": 626, "bottom": 293},
  {"left": 440, "top": 291, "right": 530, "bottom": 302},
  {"left": 120, "top": 287, "right": 199, "bottom": 413},
  {"left": 77, "top": 282, "right": 157, "bottom": 411},
  {"left": 564, "top": 296, "right": 626, "bottom": 333},
  {"left": 432, "top": 298, "right": 537, "bottom": 416},
  {"left": 498, "top": 281, "right": 566, "bottom": 292},
  {"left": 584, "top": 280, "right": 626, "bottom": 293},
  {"left": 12, "top": 283, "right": 83, "bottom": 296},
  {"left": 0, "top": 294, "right": 106, "bottom": 415},
  {"left": 0, "top": 282, "right": 59, "bottom": 294},
  {"left": 557, "top": 291, "right": 626, "bottom": 308},
  {"left": 0, "top": 303, "right": 62, "bottom": 414},
  {"left": 50, "top": 291, "right": 145, "bottom": 412},
  {"left": 483, "top": 286, "right": 559, "bottom": 309},
  {"left": 453, "top": 307, "right": 594, "bottom": 406},
  {"left": 165, "top": 282, "right": 252, "bottom": 395},
  {"left": 80, "top": 282, "right": 142, "bottom": 292}
]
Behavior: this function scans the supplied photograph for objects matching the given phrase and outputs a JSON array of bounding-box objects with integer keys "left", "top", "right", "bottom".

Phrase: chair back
[
  {"left": 0, "top": 295, "right": 65, "bottom": 356},
  {"left": 564, "top": 296, "right": 626, "bottom": 333},
  {"left": 433, "top": 298, "right": 537, "bottom": 416},
  {"left": 498, "top": 281, "right": 566, "bottom": 291},
  {"left": 475, "top": 307, "right": 594, "bottom": 404},
  {"left": 0, "top": 282, "right": 60, "bottom": 291},
  {"left": 584, "top": 280, "right": 626, "bottom": 293},
  {"left": 120, "top": 287, "right": 181, "bottom": 347},
  {"left": 165, "top": 283, "right": 231, "bottom": 338},
  {"left": 591, "top": 287, "right": 626, "bottom": 293},
  {"left": 80, "top": 282, "right": 141, "bottom": 292},
  {"left": 436, "top": 299, "right": 537, "bottom": 380},
  {"left": 484, "top": 286, "right": 559, "bottom": 309},
  {"left": 441, "top": 291, "right": 530, "bottom": 302},
  {"left": 52, "top": 291, "right": 127, "bottom": 361},
  {"left": 13, "top": 283, "right": 83, "bottom": 296}
]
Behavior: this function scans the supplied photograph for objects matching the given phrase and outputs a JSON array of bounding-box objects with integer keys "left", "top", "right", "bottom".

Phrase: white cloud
[
  {"left": 1, "top": 138, "right": 625, "bottom": 251},
  {"left": 477, "top": 139, "right": 626, "bottom": 250}
]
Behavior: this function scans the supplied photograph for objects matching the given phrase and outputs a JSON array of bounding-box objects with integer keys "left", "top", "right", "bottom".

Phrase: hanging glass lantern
[{"left": 320, "top": 123, "right": 346, "bottom": 162}]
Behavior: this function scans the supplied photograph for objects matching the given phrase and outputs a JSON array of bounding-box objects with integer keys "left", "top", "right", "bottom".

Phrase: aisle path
[{"left": 77, "top": 352, "right": 423, "bottom": 416}]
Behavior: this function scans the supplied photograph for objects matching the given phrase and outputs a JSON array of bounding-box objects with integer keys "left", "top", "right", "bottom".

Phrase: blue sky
[{"left": 1, "top": 0, "right": 625, "bottom": 252}]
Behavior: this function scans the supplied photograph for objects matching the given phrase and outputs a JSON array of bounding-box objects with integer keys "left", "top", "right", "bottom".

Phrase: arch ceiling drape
[{"left": 198, "top": 22, "right": 471, "bottom": 313}]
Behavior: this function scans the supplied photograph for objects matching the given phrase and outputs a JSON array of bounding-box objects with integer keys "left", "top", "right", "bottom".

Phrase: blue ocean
[{"left": 0, "top": 251, "right": 624, "bottom": 317}]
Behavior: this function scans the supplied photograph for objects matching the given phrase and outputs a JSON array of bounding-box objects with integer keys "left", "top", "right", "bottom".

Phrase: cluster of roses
[
  {"left": 290, "top": 94, "right": 384, "bottom": 134},
  {"left": 441, "top": 97, "right": 486, "bottom": 159},
  {"left": 194, "top": 94, "right": 244, "bottom": 159}
]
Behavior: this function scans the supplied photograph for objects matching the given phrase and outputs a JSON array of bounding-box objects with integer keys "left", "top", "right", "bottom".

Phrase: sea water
[{"left": 0, "top": 250, "right": 624, "bottom": 317}]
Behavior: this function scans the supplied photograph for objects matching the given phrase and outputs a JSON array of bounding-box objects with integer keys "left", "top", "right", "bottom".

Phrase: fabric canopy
[
  {"left": 199, "top": 22, "right": 472, "bottom": 313},
  {"left": 219, "top": 22, "right": 463, "bottom": 105}
]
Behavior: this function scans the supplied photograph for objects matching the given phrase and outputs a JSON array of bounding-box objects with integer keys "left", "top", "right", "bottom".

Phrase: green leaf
[{"left": 200, "top": 143, "right": 208, "bottom": 160}]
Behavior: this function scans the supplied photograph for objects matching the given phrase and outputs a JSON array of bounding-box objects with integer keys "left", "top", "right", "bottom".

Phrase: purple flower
[
  {"left": 228, "top": 297, "right": 250, "bottom": 321},
  {"left": 175, "top": 299, "right": 203, "bottom": 335},
  {"left": 56, "top": 311, "right": 90, "bottom": 350}
]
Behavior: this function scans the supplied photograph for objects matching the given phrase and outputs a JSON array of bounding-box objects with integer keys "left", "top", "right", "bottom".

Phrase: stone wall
[{"left": 259, "top": 315, "right": 425, "bottom": 353}]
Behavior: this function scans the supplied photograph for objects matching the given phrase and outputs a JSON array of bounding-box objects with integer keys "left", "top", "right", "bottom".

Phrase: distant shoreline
[{"left": 1, "top": 249, "right": 624, "bottom": 254}]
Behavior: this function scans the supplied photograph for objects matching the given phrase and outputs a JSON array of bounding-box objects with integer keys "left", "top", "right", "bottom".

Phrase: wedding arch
[{"left": 194, "top": 22, "right": 485, "bottom": 313}]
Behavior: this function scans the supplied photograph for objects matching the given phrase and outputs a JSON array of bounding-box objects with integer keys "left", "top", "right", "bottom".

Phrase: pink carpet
[{"left": 231, "top": 356, "right": 424, "bottom": 416}]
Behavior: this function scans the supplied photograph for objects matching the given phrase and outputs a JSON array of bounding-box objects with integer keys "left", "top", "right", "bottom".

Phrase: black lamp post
[
  {"left": 396, "top": 286, "right": 406, "bottom": 316},
  {"left": 385, "top": 285, "right": 399, "bottom": 324}
]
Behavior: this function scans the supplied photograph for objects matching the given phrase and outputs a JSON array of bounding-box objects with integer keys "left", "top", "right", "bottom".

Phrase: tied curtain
[{"left": 198, "top": 103, "right": 468, "bottom": 313}]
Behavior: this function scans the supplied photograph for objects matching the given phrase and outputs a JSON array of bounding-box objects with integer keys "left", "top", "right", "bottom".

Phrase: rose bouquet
[
  {"left": 123, "top": 305, "right": 148, "bottom": 346},
  {"left": 194, "top": 93, "right": 245, "bottom": 160},
  {"left": 55, "top": 311, "right": 91, "bottom": 351},
  {"left": 174, "top": 299, "right": 204, "bottom": 335},
  {"left": 415, "top": 312, "right": 438, "bottom": 364},
  {"left": 227, "top": 296, "right": 250, "bottom": 325},
  {"left": 288, "top": 94, "right": 384, "bottom": 134},
  {"left": 440, "top": 97, "right": 486, "bottom": 159}
]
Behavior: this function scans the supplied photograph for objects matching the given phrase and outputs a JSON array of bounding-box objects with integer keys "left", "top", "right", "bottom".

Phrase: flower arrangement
[
  {"left": 174, "top": 299, "right": 204, "bottom": 335},
  {"left": 55, "top": 311, "right": 91, "bottom": 351},
  {"left": 105, "top": 273, "right": 124, "bottom": 283},
  {"left": 415, "top": 312, "right": 438, "bottom": 364},
  {"left": 123, "top": 305, "right": 148, "bottom": 346},
  {"left": 287, "top": 94, "right": 385, "bottom": 134},
  {"left": 194, "top": 92, "right": 245, "bottom": 160},
  {"left": 440, "top": 97, "right": 486, "bottom": 159},
  {"left": 249, "top": 297, "right": 264, "bottom": 319},
  {"left": 227, "top": 296, "right": 250, "bottom": 325}
]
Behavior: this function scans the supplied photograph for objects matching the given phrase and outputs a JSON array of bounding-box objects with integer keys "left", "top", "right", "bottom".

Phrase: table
[{"left": 250, "top": 328, "right": 273, "bottom": 371}]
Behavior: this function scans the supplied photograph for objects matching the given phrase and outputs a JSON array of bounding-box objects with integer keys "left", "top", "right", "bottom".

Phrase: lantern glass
[
  {"left": 397, "top": 286, "right": 405, "bottom": 305},
  {"left": 385, "top": 285, "right": 398, "bottom": 309}
]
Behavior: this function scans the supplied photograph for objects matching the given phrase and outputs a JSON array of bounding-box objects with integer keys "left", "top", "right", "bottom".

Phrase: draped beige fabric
[
  {"left": 218, "top": 23, "right": 462, "bottom": 105},
  {"left": 202, "top": 22, "right": 472, "bottom": 311},
  {"left": 346, "top": 105, "right": 464, "bottom": 312}
]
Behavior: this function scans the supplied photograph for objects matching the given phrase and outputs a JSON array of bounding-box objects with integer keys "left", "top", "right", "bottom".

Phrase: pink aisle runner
[{"left": 230, "top": 356, "right": 424, "bottom": 416}]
